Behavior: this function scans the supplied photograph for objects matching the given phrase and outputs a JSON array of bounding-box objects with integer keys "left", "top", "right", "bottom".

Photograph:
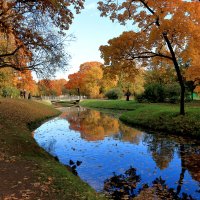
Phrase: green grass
[
  {"left": 80, "top": 99, "right": 140, "bottom": 110},
  {"left": 0, "top": 98, "right": 106, "bottom": 199},
  {"left": 80, "top": 99, "right": 200, "bottom": 138}
]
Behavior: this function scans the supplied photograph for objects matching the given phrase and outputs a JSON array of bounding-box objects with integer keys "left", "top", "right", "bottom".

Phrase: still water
[{"left": 34, "top": 107, "right": 200, "bottom": 199}]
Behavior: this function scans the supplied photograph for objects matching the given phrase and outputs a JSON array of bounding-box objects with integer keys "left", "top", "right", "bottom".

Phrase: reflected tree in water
[
  {"left": 144, "top": 134, "right": 200, "bottom": 196},
  {"left": 104, "top": 166, "right": 196, "bottom": 200},
  {"left": 138, "top": 177, "right": 196, "bottom": 200},
  {"left": 64, "top": 107, "right": 144, "bottom": 143},
  {"left": 181, "top": 145, "right": 200, "bottom": 182},
  {"left": 41, "top": 138, "right": 57, "bottom": 156},
  {"left": 144, "top": 134, "right": 176, "bottom": 169},
  {"left": 65, "top": 109, "right": 119, "bottom": 141},
  {"left": 118, "top": 122, "right": 143, "bottom": 144},
  {"left": 177, "top": 144, "right": 200, "bottom": 196},
  {"left": 104, "top": 166, "right": 141, "bottom": 199}
]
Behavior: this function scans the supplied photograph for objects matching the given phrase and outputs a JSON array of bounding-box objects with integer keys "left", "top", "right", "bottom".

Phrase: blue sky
[{"left": 55, "top": 0, "right": 133, "bottom": 79}]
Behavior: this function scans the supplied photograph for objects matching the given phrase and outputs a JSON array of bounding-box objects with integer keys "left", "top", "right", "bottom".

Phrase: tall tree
[
  {"left": 65, "top": 71, "right": 85, "bottom": 98},
  {"left": 79, "top": 62, "right": 103, "bottom": 98},
  {"left": 0, "top": 0, "right": 84, "bottom": 76},
  {"left": 98, "top": 0, "right": 200, "bottom": 115},
  {"left": 38, "top": 79, "right": 67, "bottom": 96},
  {"left": 65, "top": 62, "right": 104, "bottom": 98}
]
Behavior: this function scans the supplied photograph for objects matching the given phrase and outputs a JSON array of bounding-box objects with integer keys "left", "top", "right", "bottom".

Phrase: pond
[{"left": 33, "top": 107, "right": 200, "bottom": 199}]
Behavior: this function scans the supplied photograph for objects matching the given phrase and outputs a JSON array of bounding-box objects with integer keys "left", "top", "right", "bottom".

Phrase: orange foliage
[
  {"left": 65, "top": 62, "right": 104, "bottom": 98},
  {"left": 14, "top": 71, "right": 38, "bottom": 94},
  {"left": 65, "top": 72, "right": 85, "bottom": 91},
  {"left": 38, "top": 79, "right": 67, "bottom": 96},
  {"left": 0, "top": 67, "right": 38, "bottom": 95},
  {"left": 0, "top": 0, "right": 84, "bottom": 75},
  {"left": 61, "top": 108, "right": 143, "bottom": 143},
  {"left": 64, "top": 109, "right": 119, "bottom": 141}
]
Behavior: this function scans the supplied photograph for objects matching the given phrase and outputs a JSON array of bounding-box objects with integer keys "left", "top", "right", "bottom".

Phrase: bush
[
  {"left": 135, "top": 93, "right": 147, "bottom": 103},
  {"left": 135, "top": 83, "right": 183, "bottom": 104},
  {"left": 0, "top": 86, "right": 20, "bottom": 98},
  {"left": 105, "top": 88, "right": 123, "bottom": 100},
  {"left": 143, "top": 83, "right": 165, "bottom": 103},
  {"left": 165, "top": 83, "right": 180, "bottom": 103}
]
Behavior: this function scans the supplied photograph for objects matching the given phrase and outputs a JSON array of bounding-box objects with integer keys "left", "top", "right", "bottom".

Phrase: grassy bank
[
  {"left": 0, "top": 98, "right": 105, "bottom": 199},
  {"left": 80, "top": 99, "right": 200, "bottom": 138}
]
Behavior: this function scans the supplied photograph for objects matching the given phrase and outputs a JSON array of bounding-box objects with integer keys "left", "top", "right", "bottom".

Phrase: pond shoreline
[{"left": 80, "top": 99, "right": 200, "bottom": 139}]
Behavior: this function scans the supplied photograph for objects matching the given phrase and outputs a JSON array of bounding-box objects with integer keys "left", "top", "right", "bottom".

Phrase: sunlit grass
[{"left": 80, "top": 99, "right": 139, "bottom": 110}]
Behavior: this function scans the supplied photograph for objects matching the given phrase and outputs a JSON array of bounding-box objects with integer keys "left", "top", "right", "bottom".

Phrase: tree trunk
[
  {"left": 77, "top": 88, "right": 80, "bottom": 100},
  {"left": 191, "top": 90, "right": 194, "bottom": 101},
  {"left": 176, "top": 145, "right": 186, "bottom": 195},
  {"left": 125, "top": 89, "right": 131, "bottom": 101},
  {"left": 163, "top": 33, "right": 185, "bottom": 115},
  {"left": 126, "top": 95, "right": 130, "bottom": 101}
]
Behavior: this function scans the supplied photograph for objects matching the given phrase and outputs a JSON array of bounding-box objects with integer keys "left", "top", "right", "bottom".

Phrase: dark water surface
[{"left": 33, "top": 107, "right": 200, "bottom": 199}]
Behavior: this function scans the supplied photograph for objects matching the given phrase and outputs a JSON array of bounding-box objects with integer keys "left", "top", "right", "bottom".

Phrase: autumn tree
[
  {"left": 145, "top": 58, "right": 176, "bottom": 85},
  {"left": 65, "top": 71, "right": 85, "bottom": 98},
  {"left": 102, "top": 62, "right": 144, "bottom": 100},
  {"left": 38, "top": 79, "right": 67, "bottom": 96},
  {"left": 0, "top": 0, "right": 84, "bottom": 76},
  {"left": 0, "top": 68, "right": 15, "bottom": 87},
  {"left": 100, "top": 67, "right": 118, "bottom": 94},
  {"left": 14, "top": 70, "right": 39, "bottom": 96},
  {"left": 65, "top": 62, "right": 104, "bottom": 98},
  {"left": 0, "top": 68, "right": 18, "bottom": 97},
  {"left": 49, "top": 79, "right": 68, "bottom": 96},
  {"left": 98, "top": 0, "right": 200, "bottom": 115},
  {"left": 0, "top": 67, "right": 38, "bottom": 97},
  {"left": 79, "top": 62, "right": 103, "bottom": 98}
]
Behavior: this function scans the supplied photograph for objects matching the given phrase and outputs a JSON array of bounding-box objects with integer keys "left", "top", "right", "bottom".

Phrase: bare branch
[{"left": 0, "top": 45, "right": 23, "bottom": 58}]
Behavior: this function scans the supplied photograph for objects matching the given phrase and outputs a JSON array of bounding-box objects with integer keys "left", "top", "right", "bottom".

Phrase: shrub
[
  {"left": 0, "top": 86, "right": 20, "bottom": 98},
  {"left": 135, "top": 93, "right": 147, "bottom": 103},
  {"left": 135, "top": 82, "right": 194, "bottom": 104},
  {"left": 143, "top": 83, "right": 165, "bottom": 103},
  {"left": 165, "top": 83, "right": 180, "bottom": 103},
  {"left": 105, "top": 88, "right": 123, "bottom": 100}
]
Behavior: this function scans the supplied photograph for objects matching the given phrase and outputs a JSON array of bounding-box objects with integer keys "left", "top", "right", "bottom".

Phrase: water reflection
[
  {"left": 61, "top": 107, "right": 143, "bottom": 143},
  {"left": 183, "top": 145, "right": 200, "bottom": 182},
  {"left": 41, "top": 138, "right": 57, "bottom": 155},
  {"left": 104, "top": 166, "right": 196, "bottom": 200},
  {"left": 144, "top": 134, "right": 176, "bottom": 169},
  {"left": 33, "top": 107, "right": 200, "bottom": 199}
]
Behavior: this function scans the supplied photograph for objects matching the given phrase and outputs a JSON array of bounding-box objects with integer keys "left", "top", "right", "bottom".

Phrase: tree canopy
[
  {"left": 0, "top": 0, "right": 84, "bottom": 77},
  {"left": 65, "top": 62, "right": 104, "bottom": 98},
  {"left": 98, "top": 0, "right": 200, "bottom": 114}
]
